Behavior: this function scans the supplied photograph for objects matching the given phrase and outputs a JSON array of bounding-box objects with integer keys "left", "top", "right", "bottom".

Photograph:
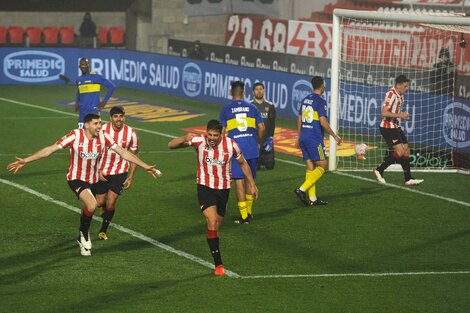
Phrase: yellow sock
[
  {"left": 308, "top": 184, "right": 317, "bottom": 201},
  {"left": 245, "top": 194, "right": 253, "bottom": 216},
  {"left": 300, "top": 170, "right": 313, "bottom": 191},
  {"left": 300, "top": 167, "right": 325, "bottom": 191},
  {"left": 238, "top": 201, "right": 248, "bottom": 219}
]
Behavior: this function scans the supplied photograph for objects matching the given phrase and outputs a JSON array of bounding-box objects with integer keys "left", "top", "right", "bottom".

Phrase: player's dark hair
[
  {"left": 84, "top": 113, "right": 100, "bottom": 123},
  {"left": 395, "top": 74, "right": 410, "bottom": 85},
  {"left": 110, "top": 106, "right": 125, "bottom": 116},
  {"left": 253, "top": 82, "right": 265, "bottom": 90},
  {"left": 231, "top": 80, "right": 245, "bottom": 96},
  {"left": 207, "top": 119, "right": 223, "bottom": 133},
  {"left": 311, "top": 76, "right": 324, "bottom": 90}
]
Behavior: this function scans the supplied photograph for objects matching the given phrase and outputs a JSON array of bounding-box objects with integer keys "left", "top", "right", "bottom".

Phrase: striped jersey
[
  {"left": 189, "top": 135, "right": 242, "bottom": 190},
  {"left": 56, "top": 129, "right": 117, "bottom": 183},
  {"left": 380, "top": 87, "right": 403, "bottom": 129},
  {"left": 219, "top": 99, "right": 263, "bottom": 159},
  {"left": 75, "top": 72, "right": 115, "bottom": 122},
  {"left": 99, "top": 123, "right": 139, "bottom": 176},
  {"left": 298, "top": 93, "right": 328, "bottom": 147}
]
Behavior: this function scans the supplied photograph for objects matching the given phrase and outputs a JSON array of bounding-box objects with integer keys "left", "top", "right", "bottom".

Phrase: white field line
[
  {"left": 242, "top": 270, "right": 470, "bottom": 279},
  {"left": 0, "top": 178, "right": 240, "bottom": 278},
  {"left": 3, "top": 96, "right": 469, "bottom": 280}
]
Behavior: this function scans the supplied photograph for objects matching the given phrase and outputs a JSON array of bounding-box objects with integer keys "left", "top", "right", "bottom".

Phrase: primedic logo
[
  {"left": 182, "top": 62, "right": 202, "bottom": 97},
  {"left": 442, "top": 102, "right": 470, "bottom": 149},
  {"left": 3, "top": 50, "right": 65, "bottom": 83},
  {"left": 291, "top": 79, "right": 311, "bottom": 115}
]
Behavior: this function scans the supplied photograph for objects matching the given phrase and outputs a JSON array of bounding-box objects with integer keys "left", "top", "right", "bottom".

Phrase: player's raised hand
[
  {"left": 145, "top": 165, "right": 162, "bottom": 178},
  {"left": 7, "top": 157, "right": 26, "bottom": 174},
  {"left": 184, "top": 132, "right": 197, "bottom": 142}
]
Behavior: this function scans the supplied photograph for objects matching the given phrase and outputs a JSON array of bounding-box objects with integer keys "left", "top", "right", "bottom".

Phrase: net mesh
[{"left": 335, "top": 15, "right": 470, "bottom": 171}]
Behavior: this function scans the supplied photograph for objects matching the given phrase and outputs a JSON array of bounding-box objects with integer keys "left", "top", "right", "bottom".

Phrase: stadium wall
[{"left": 1, "top": 47, "right": 469, "bottom": 154}]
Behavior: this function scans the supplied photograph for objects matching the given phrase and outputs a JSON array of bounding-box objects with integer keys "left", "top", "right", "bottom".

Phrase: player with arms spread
[
  {"left": 75, "top": 58, "right": 115, "bottom": 128},
  {"left": 7, "top": 113, "right": 161, "bottom": 256},
  {"left": 219, "top": 81, "right": 265, "bottom": 224},
  {"left": 168, "top": 119, "right": 258, "bottom": 276},
  {"left": 294, "top": 76, "right": 342, "bottom": 206},
  {"left": 373, "top": 75, "right": 423, "bottom": 186}
]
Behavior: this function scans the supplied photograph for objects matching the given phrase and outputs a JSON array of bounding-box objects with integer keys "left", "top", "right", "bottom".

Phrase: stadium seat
[
  {"left": 98, "top": 27, "right": 108, "bottom": 46},
  {"left": 0, "top": 26, "right": 6, "bottom": 45},
  {"left": 42, "top": 26, "right": 59, "bottom": 45},
  {"left": 108, "top": 26, "right": 125, "bottom": 46},
  {"left": 25, "top": 27, "right": 42, "bottom": 46},
  {"left": 59, "top": 26, "right": 75, "bottom": 45},
  {"left": 7, "top": 26, "right": 24, "bottom": 45}
]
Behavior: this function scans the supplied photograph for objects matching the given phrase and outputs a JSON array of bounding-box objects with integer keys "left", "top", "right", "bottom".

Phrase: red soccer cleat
[{"left": 214, "top": 265, "right": 225, "bottom": 276}]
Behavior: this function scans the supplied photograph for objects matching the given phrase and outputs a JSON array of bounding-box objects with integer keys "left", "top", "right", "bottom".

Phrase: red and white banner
[{"left": 287, "top": 20, "right": 332, "bottom": 58}]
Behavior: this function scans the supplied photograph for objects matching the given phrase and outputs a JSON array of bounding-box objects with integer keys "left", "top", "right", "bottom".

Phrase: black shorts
[
  {"left": 197, "top": 184, "right": 230, "bottom": 217},
  {"left": 95, "top": 172, "right": 128, "bottom": 195},
  {"left": 380, "top": 127, "right": 408, "bottom": 150},
  {"left": 259, "top": 149, "right": 275, "bottom": 170},
  {"left": 68, "top": 180, "right": 97, "bottom": 199}
]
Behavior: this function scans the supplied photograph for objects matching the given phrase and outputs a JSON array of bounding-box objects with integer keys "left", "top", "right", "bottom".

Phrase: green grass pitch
[{"left": 0, "top": 85, "right": 469, "bottom": 313}]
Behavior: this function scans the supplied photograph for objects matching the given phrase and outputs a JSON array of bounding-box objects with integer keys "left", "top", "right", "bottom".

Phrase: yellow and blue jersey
[
  {"left": 75, "top": 72, "right": 115, "bottom": 122},
  {"left": 219, "top": 99, "right": 263, "bottom": 160},
  {"left": 298, "top": 93, "right": 327, "bottom": 147}
]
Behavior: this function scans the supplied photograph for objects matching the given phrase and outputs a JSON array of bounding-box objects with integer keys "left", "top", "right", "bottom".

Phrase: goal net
[{"left": 329, "top": 9, "right": 470, "bottom": 172}]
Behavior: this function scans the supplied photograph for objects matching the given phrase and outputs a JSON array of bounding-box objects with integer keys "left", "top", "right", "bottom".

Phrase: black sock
[
  {"left": 377, "top": 151, "right": 396, "bottom": 173},
  {"left": 79, "top": 214, "right": 93, "bottom": 238},
  {"left": 400, "top": 157, "right": 413, "bottom": 181},
  {"left": 206, "top": 237, "right": 222, "bottom": 266},
  {"left": 100, "top": 209, "right": 115, "bottom": 233}
]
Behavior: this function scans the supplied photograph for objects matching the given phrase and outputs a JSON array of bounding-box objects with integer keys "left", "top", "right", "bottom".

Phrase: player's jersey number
[{"left": 236, "top": 113, "right": 248, "bottom": 131}]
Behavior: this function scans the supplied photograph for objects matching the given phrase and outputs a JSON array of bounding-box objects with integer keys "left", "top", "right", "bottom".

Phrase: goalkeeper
[{"left": 251, "top": 82, "right": 276, "bottom": 170}]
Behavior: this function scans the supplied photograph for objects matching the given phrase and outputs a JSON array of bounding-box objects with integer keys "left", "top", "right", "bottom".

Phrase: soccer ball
[{"left": 355, "top": 143, "right": 368, "bottom": 156}]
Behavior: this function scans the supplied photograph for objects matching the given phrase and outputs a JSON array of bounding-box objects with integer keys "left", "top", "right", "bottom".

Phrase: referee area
[{"left": 1, "top": 85, "right": 469, "bottom": 312}]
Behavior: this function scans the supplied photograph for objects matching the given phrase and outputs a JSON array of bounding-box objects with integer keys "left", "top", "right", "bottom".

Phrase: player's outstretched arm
[
  {"left": 320, "top": 117, "right": 342, "bottom": 145},
  {"left": 168, "top": 133, "right": 197, "bottom": 149},
  {"left": 237, "top": 156, "right": 259, "bottom": 200},
  {"left": 113, "top": 145, "right": 162, "bottom": 178},
  {"left": 7, "top": 144, "right": 60, "bottom": 174}
]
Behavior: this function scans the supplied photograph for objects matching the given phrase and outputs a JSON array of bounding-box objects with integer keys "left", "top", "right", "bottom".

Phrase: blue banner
[{"left": 1, "top": 47, "right": 469, "bottom": 153}]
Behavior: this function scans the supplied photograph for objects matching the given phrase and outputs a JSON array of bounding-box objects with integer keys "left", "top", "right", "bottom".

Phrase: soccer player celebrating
[
  {"left": 95, "top": 106, "right": 139, "bottom": 241},
  {"left": 251, "top": 82, "right": 276, "bottom": 170},
  {"left": 7, "top": 113, "right": 161, "bottom": 256},
  {"left": 373, "top": 75, "right": 424, "bottom": 186},
  {"left": 168, "top": 119, "right": 258, "bottom": 276},
  {"left": 219, "top": 81, "right": 265, "bottom": 224},
  {"left": 294, "top": 76, "right": 342, "bottom": 206},
  {"left": 75, "top": 58, "right": 115, "bottom": 128}
]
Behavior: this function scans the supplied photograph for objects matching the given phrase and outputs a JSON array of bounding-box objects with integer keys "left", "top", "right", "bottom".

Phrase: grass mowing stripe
[
  {"left": 241, "top": 271, "right": 470, "bottom": 279},
  {"left": 2, "top": 96, "right": 468, "bottom": 209},
  {"left": 0, "top": 177, "right": 240, "bottom": 278}
]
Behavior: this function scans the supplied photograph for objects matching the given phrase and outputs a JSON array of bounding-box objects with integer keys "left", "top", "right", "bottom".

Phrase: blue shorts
[
  {"left": 231, "top": 158, "right": 257, "bottom": 180},
  {"left": 300, "top": 142, "right": 327, "bottom": 161}
]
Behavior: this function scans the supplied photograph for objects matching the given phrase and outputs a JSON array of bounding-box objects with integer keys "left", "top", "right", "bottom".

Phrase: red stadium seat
[
  {"left": 7, "top": 26, "right": 24, "bottom": 45},
  {"left": 59, "top": 26, "right": 75, "bottom": 45},
  {"left": 108, "top": 26, "right": 125, "bottom": 46},
  {"left": 42, "top": 26, "right": 59, "bottom": 45},
  {"left": 0, "top": 26, "right": 6, "bottom": 45},
  {"left": 25, "top": 26, "right": 42, "bottom": 46},
  {"left": 98, "top": 27, "right": 108, "bottom": 46}
]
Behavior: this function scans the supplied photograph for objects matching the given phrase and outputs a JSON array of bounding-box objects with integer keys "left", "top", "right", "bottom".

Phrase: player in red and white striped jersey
[
  {"left": 374, "top": 75, "right": 423, "bottom": 186},
  {"left": 168, "top": 119, "right": 258, "bottom": 276},
  {"left": 95, "top": 106, "right": 139, "bottom": 240},
  {"left": 7, "top": 113, "right": 162, "bottom": 256}
]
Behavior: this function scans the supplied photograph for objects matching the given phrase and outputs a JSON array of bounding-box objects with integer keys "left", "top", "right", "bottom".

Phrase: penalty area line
[{"left": 0, "top": 178, "right": 240, "bottom": 278}]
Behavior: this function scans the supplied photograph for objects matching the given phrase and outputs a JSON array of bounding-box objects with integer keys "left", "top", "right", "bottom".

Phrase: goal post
[{"left": 329, "top": 9, "right": 470, "bottom": 172}]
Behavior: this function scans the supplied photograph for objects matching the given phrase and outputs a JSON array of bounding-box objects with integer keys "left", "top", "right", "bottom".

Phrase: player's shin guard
[
  {"left": 238, "top": 201, "right": 248, "bottom": 219},
  {"left": 300, "top": 170, "right": 313, "bottom": 191},
  {"left": 100, "top": 207, "right": 115, "bottom": 233},
  {"left": 206, "top": 229, "right": 222, "bottom": 266},
  {"left": 80, "top": 207, "right": 93, "bottom": 234},
  {"left": 399, "top": 156, "right": 412, "bottom": 181},
  {"left": 245, "top": 194, "right": 253, "bottom": 216}
]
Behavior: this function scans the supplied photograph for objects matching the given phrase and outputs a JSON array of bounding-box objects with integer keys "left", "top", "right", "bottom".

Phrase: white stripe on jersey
[
  {"left": 191, "top": 135, "right": 242, "bottom": 190},
  {"left": 380, "top": 87, "right": 404, "bottom": 129},
  {"left": 56, "top": 129, "right": 116, "bottom": 183},
  {"left": 100, "top": 123, "right": 139, "bottom": 176}
]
